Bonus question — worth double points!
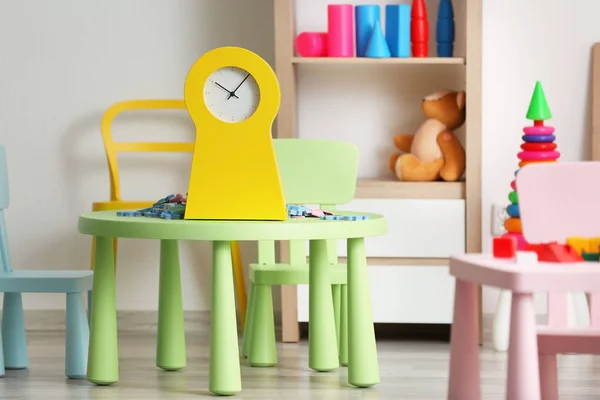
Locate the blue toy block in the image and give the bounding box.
[436,0,455,57]
[385,4,411,57]
[365,20,391,58]
[355,5,381,57]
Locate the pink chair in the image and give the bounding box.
[447,162,600,400]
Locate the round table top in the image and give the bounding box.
[78,210,387,241]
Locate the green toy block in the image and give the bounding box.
[526,81,552,121]
[582,252,600,262]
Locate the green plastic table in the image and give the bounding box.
[78,210,387,395]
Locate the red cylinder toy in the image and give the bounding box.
[411,0,429,57]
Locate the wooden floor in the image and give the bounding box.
[3,329,600,399]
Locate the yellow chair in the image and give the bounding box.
[90,99,248,328]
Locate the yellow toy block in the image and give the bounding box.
[589,237,600,253]
[566,236,590,255]
[183,47,286,221]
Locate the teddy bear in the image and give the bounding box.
[389,90,467,182]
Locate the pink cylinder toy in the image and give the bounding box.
[327,4,354,57]
[295,32,328,57]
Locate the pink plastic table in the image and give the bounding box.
[447,253,600,400]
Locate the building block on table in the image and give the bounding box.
[503,232,527,250]
[516,251,538,265]
[493,236,517,258]
[566,237,589,255]
[582,252,600,262]
[525,242,583,263]
[589,237,600,253]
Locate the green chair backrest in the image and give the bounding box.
[258,139,360,265]
[274,139,359,205]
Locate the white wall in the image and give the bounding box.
[0,0,598,313]
[481,0,597,313]
[0,0,273,311]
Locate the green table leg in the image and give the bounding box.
[339,285,348,367]
[209,241,242,396]
[308,239,339,372]
[157,240,186,371]
[87,236,119,385]
[347,237,379,388]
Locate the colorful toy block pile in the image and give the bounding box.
[116,193,187,220]
[286,205,369,221]
[115,194,370,221]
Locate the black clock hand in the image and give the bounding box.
[228,73,251,99]
[213,81,239,99]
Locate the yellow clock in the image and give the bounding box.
[183,46,287,221]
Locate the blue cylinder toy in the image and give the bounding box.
[436,0,455,57]
[385,4,411,58]
[355,5,380,57]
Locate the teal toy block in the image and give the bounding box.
[365,20,391,58]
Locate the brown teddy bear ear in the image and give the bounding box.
[456,91,466,110]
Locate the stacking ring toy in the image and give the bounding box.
[510,180,516,190]
[509,191,518,204]
[504,217,522,233]
[523,126,555,135]
[507,203,520,218]
[517,150,560,161]
[521,142,557,151]
[503,232,526,250]
[514,169,520,177]
[522,134,556,143]
[519,160,557,168]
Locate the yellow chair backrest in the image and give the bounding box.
[101,99,195,201]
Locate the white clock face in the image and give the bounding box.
[203,66,260,123]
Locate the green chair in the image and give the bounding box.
[242,138,359,367]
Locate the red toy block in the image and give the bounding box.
[493,236,517,258]
[525,242,584,263]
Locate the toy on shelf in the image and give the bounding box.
[502,81,559,249]
[294,2,459,59]
[295,32,328,57]
[365,20,391,58]
[389,90,466,182]
[355,5,380,57]
[327,4,354,57]
[436,0,455,57]
[385,4,411,57]
[411,0,429,57]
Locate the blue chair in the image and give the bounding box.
[0,145,92,378]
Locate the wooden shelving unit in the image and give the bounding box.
[356,179,465,199]
[292,57,466,65]
[274,0,482,342]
